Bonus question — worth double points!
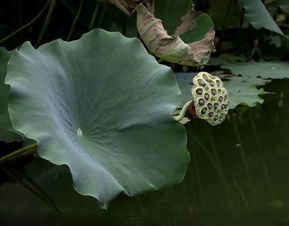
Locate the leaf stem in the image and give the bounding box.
[0,0,50,45]
[0,143,37,163]
[89,2,99,30]
[66,0,84,41]
[172,100,192,121]
[216,0,234,52]
[36,0,57,46]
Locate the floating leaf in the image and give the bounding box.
[223,76,264,109]
[237,0,283,35]
[221,60,289,79]
[0,48,21,142]
[175,73,264,109]
[6,29,189,206]
[136,4,215,66]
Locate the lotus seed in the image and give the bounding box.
[201,108,207,114]
[198,99,205,106]
[198,79,206,87]
[196,88,203,95]
[77,128,83,136]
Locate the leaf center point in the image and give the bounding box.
[77,128,83,137]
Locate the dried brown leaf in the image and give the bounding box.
[136,4,215,66]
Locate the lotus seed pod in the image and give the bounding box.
[191,72,229,126]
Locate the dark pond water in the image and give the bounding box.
[1,80,289,226]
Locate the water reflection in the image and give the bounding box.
[1,80,289,226]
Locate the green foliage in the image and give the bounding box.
[237,0,283,34]
[207,0,242,29]
[268,0,289,14]
[223,77,264,109]
[5,29,189,206]
[222,60,289,79]
[0,48,21,142]
[1,0,289,213]
[155,0,192,35]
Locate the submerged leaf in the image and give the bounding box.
[6,29,189,206]
[136,4,215,66]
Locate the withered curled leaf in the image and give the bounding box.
[136,4,215,66]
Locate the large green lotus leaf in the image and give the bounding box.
[0,48,21,142]
[175,73,264,109]
[221,60,289,79]
[237,0,283,35]
[6,29,189,206]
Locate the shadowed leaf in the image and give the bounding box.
[0,48,21,142]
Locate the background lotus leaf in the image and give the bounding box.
[221,60,289,79]
[237,0,283,35]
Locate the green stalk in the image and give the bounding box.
[232,118,254,189]
[89,2,99,30]
[0,143,37,163]
[0,0,50,44]
[233,179,250,209]
[36,0,57,46]
[192,135,233,209]
[172,100,192,121]
[249,109,274,198]
[205,126,233,209]
[0,164,59,212]
[193,149,204,208]
[66,0,84,41]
